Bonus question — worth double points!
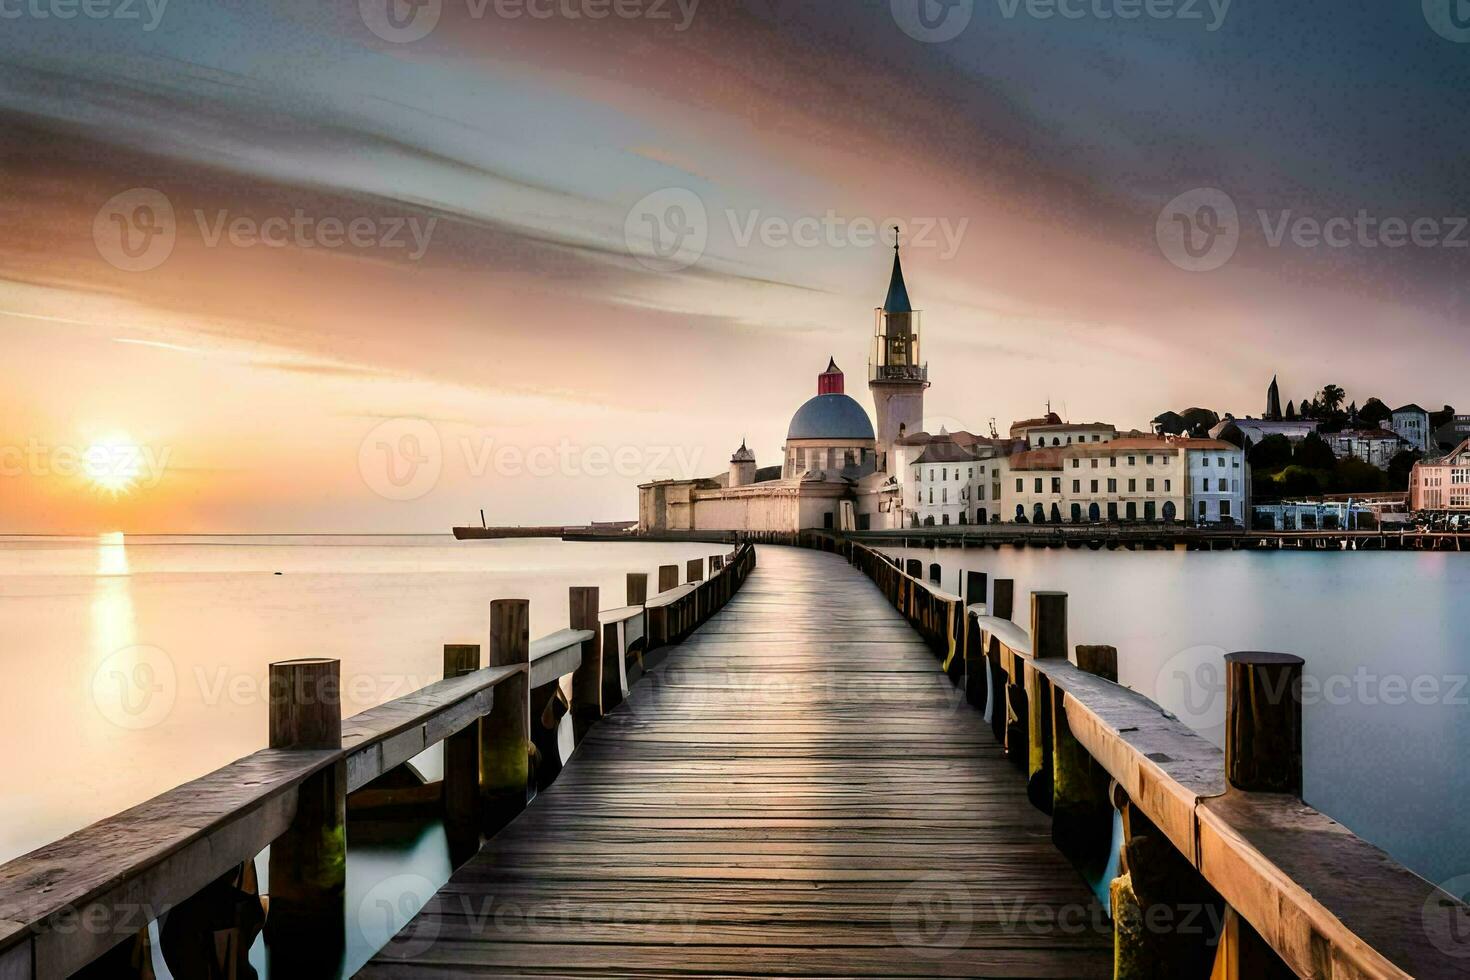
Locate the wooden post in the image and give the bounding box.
[987,579,1015,746]
[627,572,648,606]
[570,586,603,741]
[1024,593,1065,812]
[964,570,987,607]
[905,558,923,578]
[686,558,704,582]
[443,643,481,860]
[1074,644,1118,682]
[1224,652,1304,795]
[482,600,530,830]
[1050,645,1115,871]
[265,659,345,967]
[658,564,678,592]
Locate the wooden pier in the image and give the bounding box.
[1,536,1467,978]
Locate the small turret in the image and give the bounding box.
[729,439,757,488]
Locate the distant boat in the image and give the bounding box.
[452,520,638,540]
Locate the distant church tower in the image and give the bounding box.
[1266,374,1283,421]
[728,439,756,487]
[868,233,929,473]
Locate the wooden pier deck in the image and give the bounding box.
[359,546,1111,978]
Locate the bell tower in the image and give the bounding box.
[868,231,929,473]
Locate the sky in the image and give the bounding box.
[1,0,1468,532]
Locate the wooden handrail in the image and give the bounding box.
[813,531,1470,979]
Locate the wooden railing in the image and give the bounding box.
[802,530,1470,979]
[0,543,755,979]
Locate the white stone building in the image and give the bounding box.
[1332,429,1407,470]
[1387,404,1431,454]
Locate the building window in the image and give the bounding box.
[1128,456,1136,466]
[942,487,948,503]
[1165,479,1171,491]
[942,513,950,525]
[1218,457,1225,467]
[1147,478,1155,492]
[1146,455,1154,465]
[930,469,934,481]
[1107,478,1117,493]
[1073,479,1080,493]
[1016,478,1023,492]
[1128,479,1136,492]
[928,489,933,504]
[1110,457,1117,467]
[1092,435,1101,442]
[1090,480,1099,493]
[1221,500,1232,518]
[1052,478,1062,494]
[1203,457,1210,467]
[1072,459,1079,468]
[1034,478,1043,493]
[1091,459,1099,469]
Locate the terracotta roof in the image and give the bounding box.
[1007,447,1065,471]
[1009,413,1063,434]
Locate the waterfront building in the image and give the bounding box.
[638,242,927,534]
[1409,439,1470,512]
[1211,416,1318,447]
[1020,422,1117,449]
[1386,404,1431,454]
[1331,429,1407,470]
[900,430,1008,527]
[1183,440,1249,524]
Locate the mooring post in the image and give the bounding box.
[1050,641,1115,871]
[658,564,679,592]
[265,658,345,966]
[482,599,530,830]
[1224,651,1305,795]
[627,572,649,606]
[686,558,704,582]
[1074,644,1118,682]
[1025,592,1067,811]
[570,586,603,742]
[964,570,987,607]
[988,578,1015,746]
[443,643,482,858]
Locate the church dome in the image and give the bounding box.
[787,393,875,441]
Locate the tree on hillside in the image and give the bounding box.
[1359,398,1392,427]
[1294,431,1337,470]
[1319,384,1346,415]
[1248,433,1293,470]
[1388,449,1423,490]
[1179,407,1220,434]
[1332,457,1387,494]
[1285,400,1297,420]
[1347,401,1359,425]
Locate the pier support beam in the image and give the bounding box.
[987,579,1015,746]
[482,600,530,831]
[1224,652,1304,795]
[570,586,603,742]
[443,643,482,861]
[265,658,345,972]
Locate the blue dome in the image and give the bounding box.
[787,394,875,441]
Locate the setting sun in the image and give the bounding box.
[82,435,143,495]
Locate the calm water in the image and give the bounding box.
[0,533,714,976]
[884,544,1470,892]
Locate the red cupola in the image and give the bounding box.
[817,357,845,395]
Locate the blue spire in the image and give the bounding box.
[883,229,912,314]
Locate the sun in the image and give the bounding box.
[83,434,144,495]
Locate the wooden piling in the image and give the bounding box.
[1224,652,1304,795]
[627,572,648,606]
[569,587,603,742]
[265,658,345,963]
[1050,643,1114,872]
[988,579,1015,747]
[658,564,678,592]
[686,558,704,582]
[964,570,987,607]
[1074,644,1118,682]
[443,644,482,856]
[1025,592,1066,811]
[482,600,530,829]
[905,558,923,578]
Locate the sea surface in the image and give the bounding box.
[882,543,1470,894]
[0,533,716,976]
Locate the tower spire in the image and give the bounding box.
[883,228,912,314]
